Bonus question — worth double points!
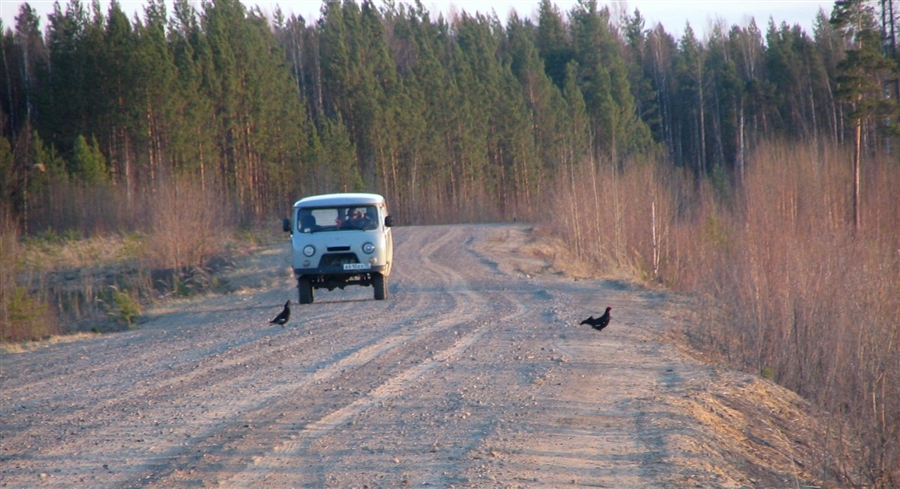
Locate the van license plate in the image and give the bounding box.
[343,263,370,270]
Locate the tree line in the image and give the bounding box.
[1,0,898,231]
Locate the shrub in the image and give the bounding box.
[142,177,233,272]
[542,141,899,487]
[110,287,141,326]
[0,216,59,342]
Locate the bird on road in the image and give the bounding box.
[269,300,291,327]
[581,306,612,331]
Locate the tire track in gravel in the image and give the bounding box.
[3,224,830,489]
[224,227,535,487]
[1,295,410,486]
[116,225,519,487]
[0,225,609,489]
[0,229,442,488]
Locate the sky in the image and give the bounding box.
[1,0,836,37]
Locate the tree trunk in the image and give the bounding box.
[738,102,745,184]
[853,117,861,234]
[697,56,706,174]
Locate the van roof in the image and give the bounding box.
[293,193,385,208]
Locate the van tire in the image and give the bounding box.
[298,277,314,304]
[373,273,387,300]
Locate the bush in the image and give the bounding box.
[110,287,141,326]
[0,216,59,342]
[542,141,899,487]
[4,175,239,340]
[142,177,233,272]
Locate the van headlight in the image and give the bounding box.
[303,245,316,257]
[362,242,375,254]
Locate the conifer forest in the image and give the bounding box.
[1,0,897,228]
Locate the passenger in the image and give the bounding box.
[337,207,378,229]
[341,208,363,229]
[300,213,318,232]
[361,208,377,229]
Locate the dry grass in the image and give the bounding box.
[2,176,240,343]
[26,180,144,236]
[543,141,900,488]
[1,214,59,342]
[17,233,143,271]
[667,371,842,488]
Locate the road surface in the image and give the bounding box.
[0,224,823,488]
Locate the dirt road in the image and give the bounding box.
[1,224,824,488]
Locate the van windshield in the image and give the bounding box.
[297,205,378,233]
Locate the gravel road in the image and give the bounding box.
[1,224,824,488]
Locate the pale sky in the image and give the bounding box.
[428,1,835,35]
[2,0,835,37]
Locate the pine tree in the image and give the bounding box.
[130,0,179,188]
[704,23,740,171]
[170,0,216,186]
[453,12,508,215]
[561,59,591,259]
[71,134,109,185]
[563,60,591,166]
[725,20,768,178]
[10,5,48,139]
[43,0,90,152]
[646,24,679,156]
[321,114,363,193]
[830,0,899,231]
[495,41,538,216]
[28,130,67,187]
[0,135,14,214]
[570,0,649,161]
[506,13,567,186]
[535,0,571,90]
[382,3,446,219]
[97,1,137,197]
[674,24,707,172]
[623,9,662,144]
[814,9,848,142]
[766,21,811,138]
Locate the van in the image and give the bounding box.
[283,193,393,303]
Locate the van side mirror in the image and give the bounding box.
[282,218,292,233]
[384,215,394,228]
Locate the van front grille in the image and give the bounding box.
[320,253,358,267]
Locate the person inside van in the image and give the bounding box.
[362,208,377,230]
[299,212,318,232]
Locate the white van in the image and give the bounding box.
[283,193,393,304]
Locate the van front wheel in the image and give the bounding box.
[298,277,314,304]
[373,273,388,300]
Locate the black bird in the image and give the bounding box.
[581,306,612,331]
[269,300,291,327]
